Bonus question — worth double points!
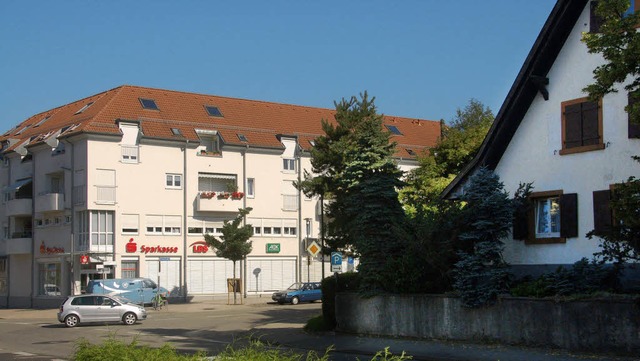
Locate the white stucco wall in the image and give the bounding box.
[496,3,640,265]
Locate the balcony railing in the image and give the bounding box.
[6,234,32,255]
[95,185,116,205]
[6,198,32,216]
[35,192,64,213]
[196,193,243,212]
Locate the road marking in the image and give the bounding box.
[13,351,36,356]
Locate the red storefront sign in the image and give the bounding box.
[189,241,210,253]
[80,255,90,264]
[39,241,64,255]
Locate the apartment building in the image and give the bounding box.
[0,85,441,308]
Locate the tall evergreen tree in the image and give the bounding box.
[204,207,253,304]
[453,168,512,307]
[297,92,406,293]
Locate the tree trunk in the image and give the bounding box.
[232,260,237,305]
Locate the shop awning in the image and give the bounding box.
[4,178,32,193]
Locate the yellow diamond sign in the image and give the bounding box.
[307,240,321,257]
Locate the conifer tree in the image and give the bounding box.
[453,168,512,307]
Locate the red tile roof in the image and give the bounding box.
[1,85,441,159]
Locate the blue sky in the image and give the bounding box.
[0,1,556,131]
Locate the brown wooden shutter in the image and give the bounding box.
[629,92,640,138]
[590,1,603,33]
[592,190,612,233]
[582,101,600,145]
[512,202,530,241]
[560,193,578,238]
[564,103,583,149]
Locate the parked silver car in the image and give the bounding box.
[57,294,147,327]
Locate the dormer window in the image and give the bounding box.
[196,129,220,155]
[74,102,94,115]
[205,105,223,117]
[139,98,159,110]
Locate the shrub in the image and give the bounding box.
[509,258,620,297]
[321,272,361,329]
[73,336,206,361]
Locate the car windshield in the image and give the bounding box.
[286,283,304,291]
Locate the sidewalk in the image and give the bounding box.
[1,296,637,361]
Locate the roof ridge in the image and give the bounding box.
[89,86,126,127]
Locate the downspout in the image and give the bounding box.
[30,152,35,308]
[297,147,302,284]
[68,140,75,295]
[242,145,248,298]
[182,140,188,303]
[5,154,11,307]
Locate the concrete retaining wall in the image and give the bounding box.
[335,293,640,355]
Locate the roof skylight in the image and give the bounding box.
[205,105,223,117]
[34,115,51,127]
[406,148,416,156]
[74,102,94,115]
[139,98,159,110]
[385,125,402,135]
[171,128,182,136]
[237,134,248,142]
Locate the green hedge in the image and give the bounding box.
[321,272,361,329]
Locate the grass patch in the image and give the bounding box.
[71,334,413,361]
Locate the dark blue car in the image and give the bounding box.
[272,282,322,305]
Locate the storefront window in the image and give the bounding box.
[121,261,138,278]
[38,262,61,296]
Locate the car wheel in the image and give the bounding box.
[64,314,79,328]
[123,312,137,325]
[291,296,299,305]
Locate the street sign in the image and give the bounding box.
[331,252,342,273]
[307,240,321,257]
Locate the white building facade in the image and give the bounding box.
[444,0,640,274]
[0,85,441,308]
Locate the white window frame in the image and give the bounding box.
[166,173,182,189]
[121,214,139,234]
[534,197,561,238]
[283,158,296,172]
[246,178,255,198]
[145,215,181,235]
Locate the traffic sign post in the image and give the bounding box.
[331,252,342,273]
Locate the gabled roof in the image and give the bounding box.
[442,0,589,198]
[0,85,441,159]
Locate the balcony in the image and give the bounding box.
[6,198,32,216]
[196,193,243,213]
[35,192,64,213]
[6,233,32,255]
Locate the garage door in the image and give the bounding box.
[147,257,181,295]
[246,257,296,293]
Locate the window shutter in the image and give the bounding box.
[590,1,603,33]
[629,92,640,138]
[560,193,578,238]
[564,103,583,148]
[512,201,530,241]
[581,101,600,146]
[592,190,612,233]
